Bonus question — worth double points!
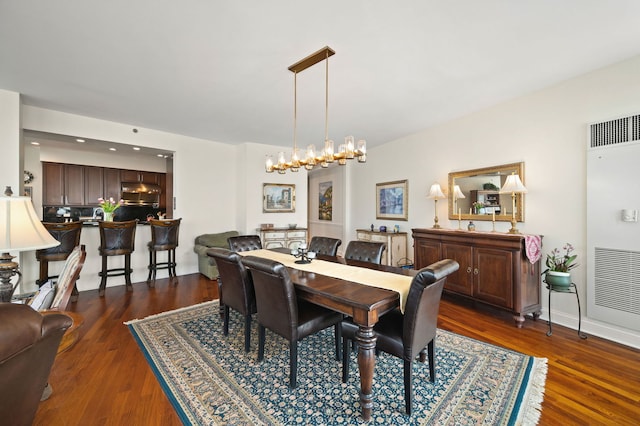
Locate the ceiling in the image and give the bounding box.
[3,1,640,152]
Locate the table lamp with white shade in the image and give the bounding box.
[499,174,527,234]
[427,183,446,229]
[0,186,60,302]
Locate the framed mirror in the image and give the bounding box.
[448,162,525,222]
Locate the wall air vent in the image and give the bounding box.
[594,247,640,317]
[589,114,640,148]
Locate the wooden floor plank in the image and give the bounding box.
[33,273,640,425]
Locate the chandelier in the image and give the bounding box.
[265,46,367,174]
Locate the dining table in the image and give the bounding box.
[239,248,417,421]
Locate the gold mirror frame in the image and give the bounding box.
[448,162,525,222]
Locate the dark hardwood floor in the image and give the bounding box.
[34,273,640,425]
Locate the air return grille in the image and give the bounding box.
[589,114,640,148]
[594,247,640,316]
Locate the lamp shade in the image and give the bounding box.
[0,196,60,252]
[500,174,528,194]
[453,185,466,199]
[427,183,446,199]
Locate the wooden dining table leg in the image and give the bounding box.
[356,324,377,421]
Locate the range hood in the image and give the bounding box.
[120,182,161,206]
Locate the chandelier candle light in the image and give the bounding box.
[265,46,367,174]
[427,183,446,229]
[499,173,527,234]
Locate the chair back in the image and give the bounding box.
[0,304,72,425]
[344,240,386,264]
[149,218,181,250]
[241,255,298,340]
[228,235,262,252]
[308,236,342,257]
[403,259,459,358]
[48,245,86,311]
[99,220,137,255]
[207,248,256,316]
[36,221,82,261]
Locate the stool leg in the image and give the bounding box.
[146,249,154,285]
[71,283,79,303]
[151,251,158,282]
[170,249,177,278]
[99,256,108,297]
[125,254,133,292]
[38,260,49,287]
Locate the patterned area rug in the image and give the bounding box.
[126,301,546,425]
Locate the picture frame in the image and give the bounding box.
[263,183,295,213]
[376,179,408,221]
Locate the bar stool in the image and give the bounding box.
[146,218,181,286]
[98,220,137,296]
[36,222,83,301]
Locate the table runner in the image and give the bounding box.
[238,249,412,312]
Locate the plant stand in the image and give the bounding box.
[545,281,587,339]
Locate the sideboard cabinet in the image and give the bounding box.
[412,228,541,327]
[356,229,408,267]
[259,228,307,251]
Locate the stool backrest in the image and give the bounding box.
[99,220,138,254]
[149,218,181,249]
[36,222,82,260]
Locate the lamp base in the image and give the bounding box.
[507,219,520,234]
[0,252,21,302]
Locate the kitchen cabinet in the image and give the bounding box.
[356,229,408,267]
[43,162,85,205]
[412,228,541,327]
[259,228,307,251]
[121,170,159,184]
[84,166,104,206]
[103,168,121,201]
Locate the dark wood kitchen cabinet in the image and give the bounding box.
[43,162,85,205]
[412,228,541,327]
[84,166,104,205]
[120,170,159,184]
[103,168,121,201]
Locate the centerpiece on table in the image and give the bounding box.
[542,243,578,288]
[98,197,123,222]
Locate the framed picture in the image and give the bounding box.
[318,181,333,221]
[376,180,408,221]
[263,183,295,213]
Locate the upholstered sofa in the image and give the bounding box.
[194,231,240,279]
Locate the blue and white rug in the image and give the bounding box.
[126,300,546,425]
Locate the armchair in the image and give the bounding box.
[193,231,240,279]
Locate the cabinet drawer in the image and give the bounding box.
[263,231,286,239]
[356,232,371,241]
[287,231,306,239]
[369,234,388,243]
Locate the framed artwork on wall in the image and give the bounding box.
[263,183,295,213]
[318,181,333,221]
[376,179,408,221]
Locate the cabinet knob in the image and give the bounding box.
[466,267,472,274]
[474,268,479,275]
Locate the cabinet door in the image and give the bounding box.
[441,243,473,296]
[388,234,407,267]
[64,164,85,205]
[103,168,121,200]
[84,166,104,206]
[414,238,441,269]
[140,171,158,184]
[473,247,513,309]
[42,162,65,205]
[120,170,139,182]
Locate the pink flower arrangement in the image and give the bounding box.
[98,197,123,213]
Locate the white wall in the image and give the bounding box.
[349,55,640,348]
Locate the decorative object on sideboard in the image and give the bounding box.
[467,221,475,231]
[542,243,578,289]
[499,172,527,234]
[0,186,60,302]
[427,183,446,229]
[265,46,366,174]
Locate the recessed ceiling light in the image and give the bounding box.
[109,148,117,151]
[157,154,164,157]
[30,141,40,146]
[133,147,141,151]
[76,138,85,143]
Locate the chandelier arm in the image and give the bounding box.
[293,71,297,152]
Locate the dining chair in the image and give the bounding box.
[344,240,386,264]
[240,255,343,388]
[341,258,459,415]
[206,248,257,352]
[308,236,342,257]
[227,235,262,252]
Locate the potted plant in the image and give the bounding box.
[542,243,578,288]
[472,202,485,214]
[98,197,123,221]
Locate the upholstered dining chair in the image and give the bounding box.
[241,255,343,388]
[206,248,256,352]
[308,236,342,257]
[227,235,262,252]
[344,240,386,265]
[341,258,459,415]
